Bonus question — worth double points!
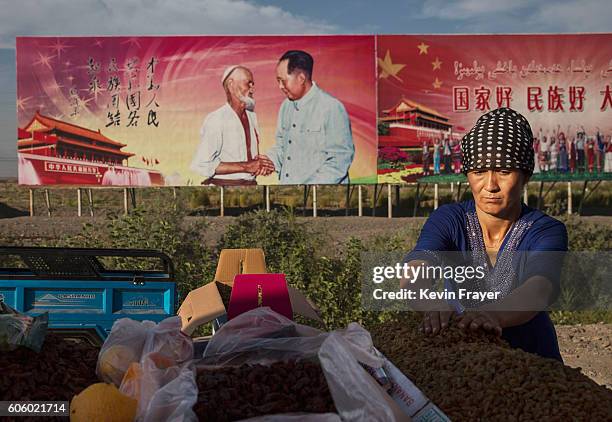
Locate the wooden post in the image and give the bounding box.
[387,184,392,218]
[220,186,225,217]
[567,182,572,215]
[77,188,82,217]
[44,189,51,217]
[358,185,363,217]
[130,188,136,209]
[265,186,270,212]
[123,188,129,215]
[450,182,454,194]
[173,187,178,211]
[29,189,34,217]
[312,185,317,217]
[524,183,528,205]
[434,183,439,210]
[87,189,94,217]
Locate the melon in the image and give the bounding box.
[97,345,140,385]
[70,382,137,422]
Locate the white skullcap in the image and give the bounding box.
[221,65,240,85]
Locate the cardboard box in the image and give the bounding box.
[178,249,321,335]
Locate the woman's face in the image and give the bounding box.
[467,169,526,217]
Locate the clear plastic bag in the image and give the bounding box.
[98,316,193,387]
[115,317,196,422]
[0,302,48,352]
[142,316,193,364]
[97,318,155,386]
[199,307,408,421]
[138,355,198,422]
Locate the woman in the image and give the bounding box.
[569,136,576,173]
[422,140,431,176]
[403,108,567,361]
[433,138,441,175]
[550,136,558,172]
[451,139,462,173]
[532,136,540,174]
[586,136,596,173]
[558,132,568,173]
[605,135,612,173]
[443,138,452,173]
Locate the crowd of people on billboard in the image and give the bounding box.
[421,137,464,176]
[532,126,612,174]
[420,127,612,175]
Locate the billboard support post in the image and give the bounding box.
[123,188,129,215]
[387,184,392,218]
[524,184,528,205]
[265,186,270,212]
[220,187,224,217]
[77,188,82,217]
[358,185,363,217]
[313,185,317,217]
[88,189,94,217]
[567,182,572,215]
[44,189,51,217]
[29,189,34,217]
[434,183,439,210]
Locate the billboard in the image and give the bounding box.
[16,36,378,186]
[377,34,612,182]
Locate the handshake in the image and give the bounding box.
[245,154,275,176]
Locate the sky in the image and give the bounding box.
[1,0,612,178]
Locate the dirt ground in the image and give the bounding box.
[557,324,612,388]
[1,214,611,388]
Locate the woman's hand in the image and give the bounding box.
[455,310,502,336]
[421,310,455,335]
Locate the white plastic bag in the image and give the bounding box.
[139,356,198,422]
[98,316,193,387]
[142,316,193,364]
[115,317,196,422]
[97,318,154,386]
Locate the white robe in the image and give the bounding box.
[190,103,260,181]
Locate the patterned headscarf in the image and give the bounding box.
[461,108,535,175]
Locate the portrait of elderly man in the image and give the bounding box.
[262,50,355,184]
[191,65,274,186]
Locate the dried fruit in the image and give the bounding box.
[371,314,612,421]
[194,360,336,421]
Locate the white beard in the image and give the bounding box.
[241,96,256,112]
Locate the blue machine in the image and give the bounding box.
[0,247,176,345]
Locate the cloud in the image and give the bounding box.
[421,0,531,21]
[419,0,612,32]
[0,0,337,48]
[528,0,612,32]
